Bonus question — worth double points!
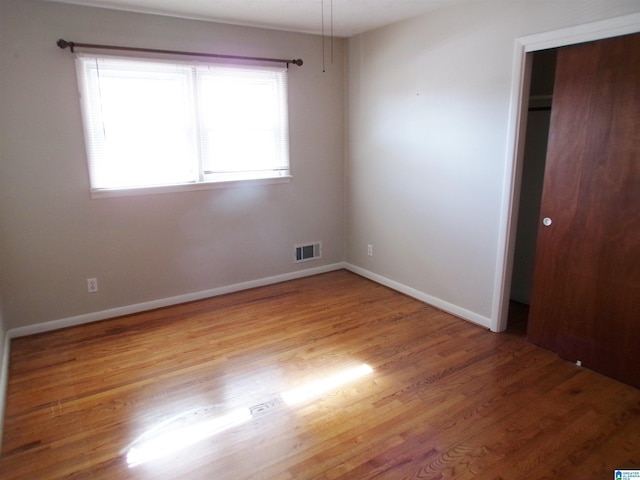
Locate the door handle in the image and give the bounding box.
[543,217,553,227]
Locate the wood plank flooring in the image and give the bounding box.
[2,270,639,479]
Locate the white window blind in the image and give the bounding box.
[75,54,290,193]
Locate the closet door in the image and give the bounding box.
[527,33,640,388]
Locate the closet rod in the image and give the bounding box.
[57,39,303,67]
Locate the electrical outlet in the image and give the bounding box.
[367,244,373,256]
[87,278,98,293]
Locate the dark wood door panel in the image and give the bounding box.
[527,33,640,388]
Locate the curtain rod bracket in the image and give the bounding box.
[56,38,302,67]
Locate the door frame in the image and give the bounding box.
[491,12,640,333]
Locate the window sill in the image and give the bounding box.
[90,175,292,199]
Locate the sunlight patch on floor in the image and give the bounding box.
[125,363,374,467]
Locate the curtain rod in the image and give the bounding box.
[56,39,303,67]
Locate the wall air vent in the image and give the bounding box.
[295,241,322,263]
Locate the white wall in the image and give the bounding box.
[0,0,345,331]
[346,0,640,328]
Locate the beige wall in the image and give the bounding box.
[346,1,640,326]
[3,0,639,335]
[0,0,345,330]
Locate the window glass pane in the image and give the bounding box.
[197,66,289,176]
[79,56,198,189]
[75,55,289,192]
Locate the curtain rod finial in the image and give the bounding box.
[293,59,303,66]
[57,39,75,52]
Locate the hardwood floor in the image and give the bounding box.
[2,270,639,479]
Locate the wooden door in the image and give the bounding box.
[527,33,640,388]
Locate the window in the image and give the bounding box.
[75,54,290,196]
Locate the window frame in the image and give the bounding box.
[74,53,292,198]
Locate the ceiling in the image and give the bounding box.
[43,0,461,37]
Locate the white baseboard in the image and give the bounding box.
[344,264,491,329]
[8,262,348,339]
